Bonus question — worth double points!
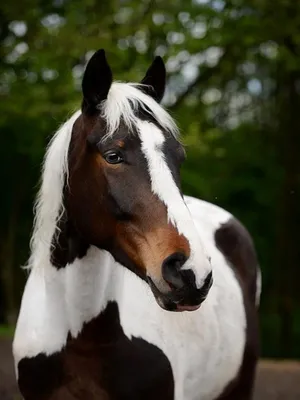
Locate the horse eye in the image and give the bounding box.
[104,151,124,164]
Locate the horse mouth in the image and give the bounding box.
[176,304,201,312]
[147,277,202,312]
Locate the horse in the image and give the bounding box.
[13,49,261,400]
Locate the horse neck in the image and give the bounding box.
[62,246,124,338]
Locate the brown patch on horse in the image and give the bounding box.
[17,302,174,400]
[214,218,260,400]
[116,221,190,275]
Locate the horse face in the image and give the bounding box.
[67,50,212,312]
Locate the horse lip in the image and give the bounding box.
[176,304,201,312]
[147,276,178,297]
[147,276,186,305]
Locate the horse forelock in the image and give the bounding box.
[100,82,179,140]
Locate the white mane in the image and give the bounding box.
[26,110,81,270]
[26,82,179,270]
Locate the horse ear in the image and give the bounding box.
[140,56,166,103]
[82,49,113,114]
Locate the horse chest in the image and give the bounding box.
[17,301,174,400]
[117,267,247,400]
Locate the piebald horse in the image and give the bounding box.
[13,49,261,400]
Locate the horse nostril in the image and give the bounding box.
[162,252,187,290]
[163,264,185,290]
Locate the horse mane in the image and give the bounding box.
[25,110,81,270]
[26,82,179,270]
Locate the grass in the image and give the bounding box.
[0,325,15,338]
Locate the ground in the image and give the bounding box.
[0,338,300,399]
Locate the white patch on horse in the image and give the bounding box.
[138,120,212,288]
[13,266,68,373]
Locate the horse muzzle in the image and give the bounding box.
[147,253,213,312]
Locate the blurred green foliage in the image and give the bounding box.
[1,0,300,358]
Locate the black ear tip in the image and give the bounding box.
[140,55,166,103]
[85,49,108,67]
[154,56,165,67]
[89,49,106,62]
